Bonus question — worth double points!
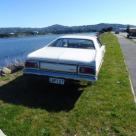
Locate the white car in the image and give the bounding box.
[23,35,105,85]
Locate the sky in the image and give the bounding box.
[0,0,136,27]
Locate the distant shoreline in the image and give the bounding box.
[0,33,49,39]
[0,31,98,39]
[0,23,130,39]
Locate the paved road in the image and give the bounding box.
[117,35,136,95]
[119,32,136,42]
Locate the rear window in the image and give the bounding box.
[49,38,95,49]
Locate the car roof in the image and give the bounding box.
[58,34,98,41]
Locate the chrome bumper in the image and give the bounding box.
[23,68,97,81]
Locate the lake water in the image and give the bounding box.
[0,33,95,68]
[0,35,60,67]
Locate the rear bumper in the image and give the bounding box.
[23,68,97,81]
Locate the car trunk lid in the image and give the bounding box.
[28,47,96,73]
[28,47,96,64]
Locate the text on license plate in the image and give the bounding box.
[49,77,65,85]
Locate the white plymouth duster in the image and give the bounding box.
[23,35,105,85]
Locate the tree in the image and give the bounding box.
[126,25,130,33]
[107,27,113,32]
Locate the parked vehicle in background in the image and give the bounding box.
[115,31,119,34]
[23,35,105,85]
[127,28,136,38]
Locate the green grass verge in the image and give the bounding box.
[0,33,136,136]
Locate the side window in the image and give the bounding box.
[97,38,102,48]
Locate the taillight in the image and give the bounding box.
[25,61,38,68]
[79,67,95,75]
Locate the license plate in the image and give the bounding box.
[49,77,65,85]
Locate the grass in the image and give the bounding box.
[0,33,136,136]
